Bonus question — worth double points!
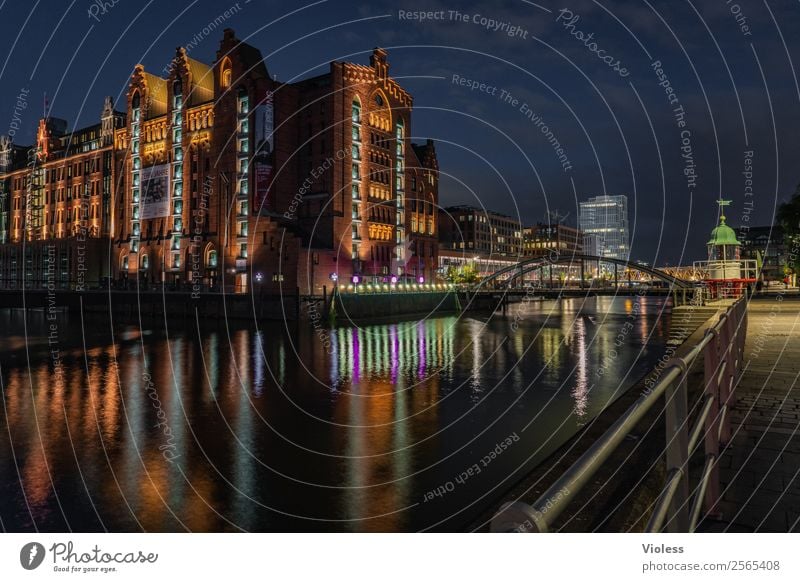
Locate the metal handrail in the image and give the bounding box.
[491,297,748,533]
[647,469,684,532]
[689,455,717,531]
[688,395,715,454]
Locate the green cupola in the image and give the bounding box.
[707,213,741,247]
[706,200,742,278]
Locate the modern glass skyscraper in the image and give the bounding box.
[579,195,630,261]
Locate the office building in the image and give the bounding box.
[578,195,629,261]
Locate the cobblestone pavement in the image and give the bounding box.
[716,297,800,532]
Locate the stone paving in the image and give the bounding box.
[715,297,800,532]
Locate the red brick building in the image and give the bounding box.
[0,99,124,289]
[0,30,439,295]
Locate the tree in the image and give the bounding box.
[777,183,800,275]
[444,264,480,285]
[457,264,480,284]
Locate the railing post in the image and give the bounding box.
[663,358,690,532]
[718,313,733,445]
[703,326,722,518]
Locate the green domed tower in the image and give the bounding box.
[707,199,742,280]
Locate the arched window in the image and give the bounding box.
[141,254,149,270]
[121,255,129,270]
[207,249,218,268]
[220,58,232,88]
[131,92,140,110]
[352,97,361,124]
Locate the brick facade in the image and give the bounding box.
[0,30,438,296]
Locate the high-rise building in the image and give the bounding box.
[582,232,600,256]
[578,195,629,261]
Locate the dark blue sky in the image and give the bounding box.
[2,0,798,264]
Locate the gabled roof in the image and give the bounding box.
[142,71,168,117]
[184,55,215,105]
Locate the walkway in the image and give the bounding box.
[714,297,800,532]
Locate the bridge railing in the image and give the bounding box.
[491,296,748,533]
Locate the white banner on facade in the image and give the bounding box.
[140,163,171,219]
[255,92,274,155]
[253,92,274,212]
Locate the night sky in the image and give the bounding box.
[1,0,798,264]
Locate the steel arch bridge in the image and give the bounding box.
[472,254,694,291]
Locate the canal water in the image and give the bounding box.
[0,296,672,532]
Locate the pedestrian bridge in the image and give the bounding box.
[472,254,694,291]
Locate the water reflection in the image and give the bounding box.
[0,296,671,532]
